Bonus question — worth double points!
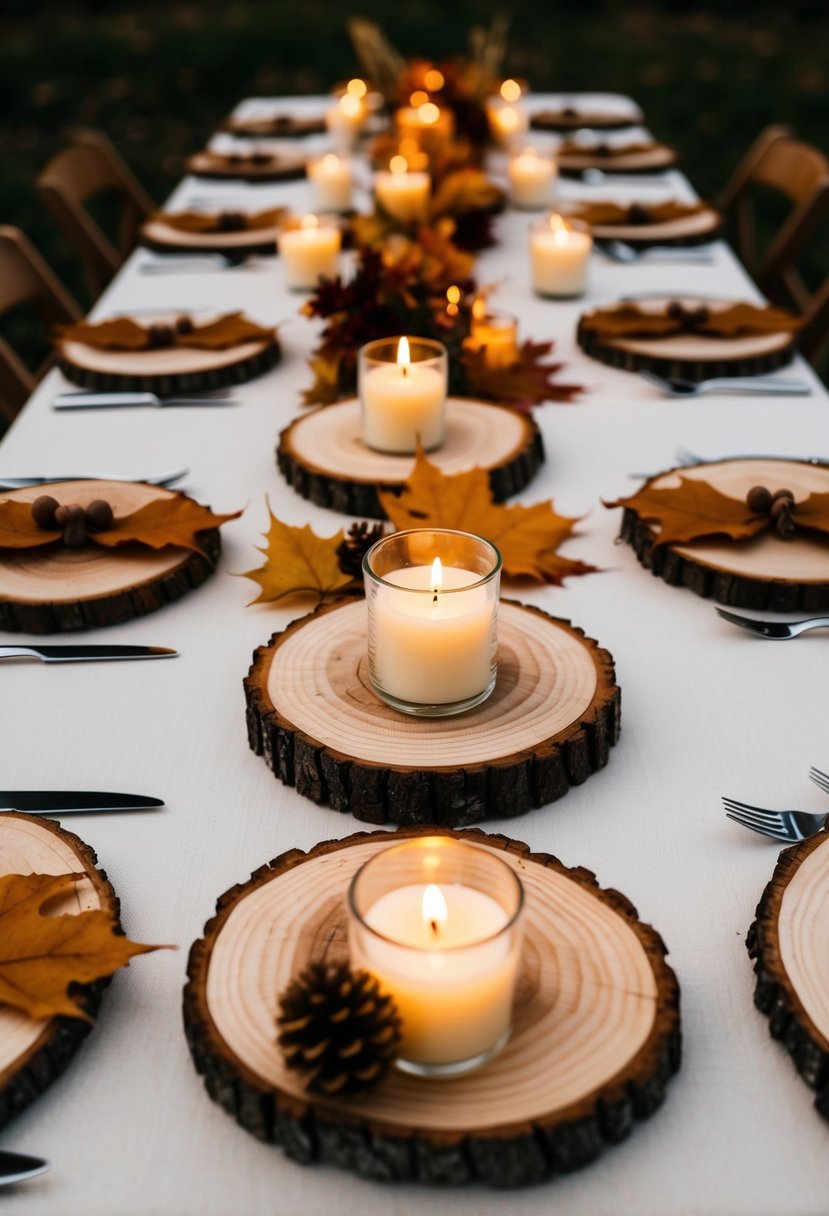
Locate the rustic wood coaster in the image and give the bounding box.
[577,297,796,382]
[186,150,307,182]
[748,832,829,1119]
[277,398,545,518]
[0,481,221,634]
[557,144,678,175]
[245,599,620,824]
[530,106,643,132]
[140,217,278,255]
[564,204,722,248]
[56,317,280,392]
[221,114,326,139]
[618,458,829,611]
[183,826,680,1186]
[0,812,118,1130]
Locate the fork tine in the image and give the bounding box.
[725,811,793,842]
[716,608,764,632]
[721,797,785,825]
[674,446,701,466]
[809,767,829,795]
[722,805,786,830]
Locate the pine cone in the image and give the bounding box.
[277,961,401,1096]
[336,522,386,580]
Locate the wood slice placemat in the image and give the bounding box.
[0,812,118,1129]
[618,458,829,611]
[183,826,681,1187]
[140,217,279,255]
[0,481,221,634]
[221,114,326,139]
[277,398,544,518]
[530,106,643,132]
[186,150,307,182]
[747,832,829,1119]
[245,598,620,824]
[577,297,796,382]
[557,144,678,176]
[564,204,721,248]
[56,316,280,393]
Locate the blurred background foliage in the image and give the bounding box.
[0,1,826,359]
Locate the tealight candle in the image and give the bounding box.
[325,91,367,150]
[277,215,341,291]
[467,298,519,369]
[508,146,558,210]
[307,153,353,212]
[374,155,431,223]
[363,528,501,716]
[394,97,455,156]
[530,213,592,298]
[359,336,447,454]
[348,836,525,1076]
[486,97,529,147]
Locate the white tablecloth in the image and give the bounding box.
[1,95,828,1216]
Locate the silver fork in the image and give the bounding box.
[597,239,714,265]
[716,608,829,639]
[640,370,812,397]
[724,768,829,841]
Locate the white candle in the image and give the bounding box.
[374,156,431,223]
[360,336,446,453]
[307,153,353,212]
[324,92,367,150]
[508,146,557,210]
[277,215,341,291]
[353,881,516,1066]
[530,213,592,298]
[486,98,529,147]
[371,558,494,705]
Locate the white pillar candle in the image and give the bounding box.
[347,836,524,1074]
[530,213,592,298]
[374,156,431,223]
[307,153,353,212]
[360,336,446,453]
[277,216,341,291]
[371,559,494,705]
[508,146,557,210]
[324,92,367,150]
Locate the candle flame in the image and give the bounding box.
[340,94,362,118]
[389,154,408,176]
[422,883,448,935]
[423,68,445,92]
[410,90,429,108]
[472,295,487,321]
[346,78,367,98]
[430,556,443,593]
[397,335,411,369]
[300,214,319,236]
[548,213,570,245]
[499,107,519,132]
[321,153,340,170]
[446,285,461,306]
[500,78,522,102]
[417,102,440,125]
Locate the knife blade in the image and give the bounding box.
[0,469,188,489]
[0,1150,49,1187]
[53,392,237,409]
[0,644,178,663]
[0,792,165,814]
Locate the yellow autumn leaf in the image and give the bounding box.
[241,504,354,604]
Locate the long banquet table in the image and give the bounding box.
[1,94,828,1216]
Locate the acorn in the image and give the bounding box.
[175,314,195,336]
[770,497,793,521]
[85,499,114,531]
[277,961,401,1096]
[771,488,795,505]
[62,505,88,549]
[627,203,651,226]
[55,503,77,527]
[746,485,772,514]
[31,495,60,530]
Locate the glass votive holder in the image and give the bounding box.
[348,835,525,1077]
[277,215,341,291]
[394,101,455,158]
[374,156,431,223]
[508,146,558,210]
[362,528,501,717]
[358,335,447,454]
[485,96,529,147]
[467,301,519,370]
[307,153,353,213]
[324,91,367,151]
[529,213,592,298]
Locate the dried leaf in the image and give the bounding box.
[95,495,242,558]
[793,491,829,538]
[606,478,768,548]
[430,167,504,221]
[241,504,355,604]
[379,450,597,584]
[463,339,585,409]
[0,501,61,548]
[0,871,167,1022]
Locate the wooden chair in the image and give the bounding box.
[37,128,154,302]
[799,277,829,369]
[719,125,829,313]
[0,226,82,425]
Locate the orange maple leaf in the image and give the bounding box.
[240,504,354,604]
[0,500,61,547]
[0,871,168,1022]
[95,495,242,558]
[379,450,597,584]
[606,477,770,548]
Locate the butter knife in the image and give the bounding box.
[0,1150,49,1187]
[54,392,237,409]
[0,469,188,489]
[0,644,177,663]
[0,792,165,813]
